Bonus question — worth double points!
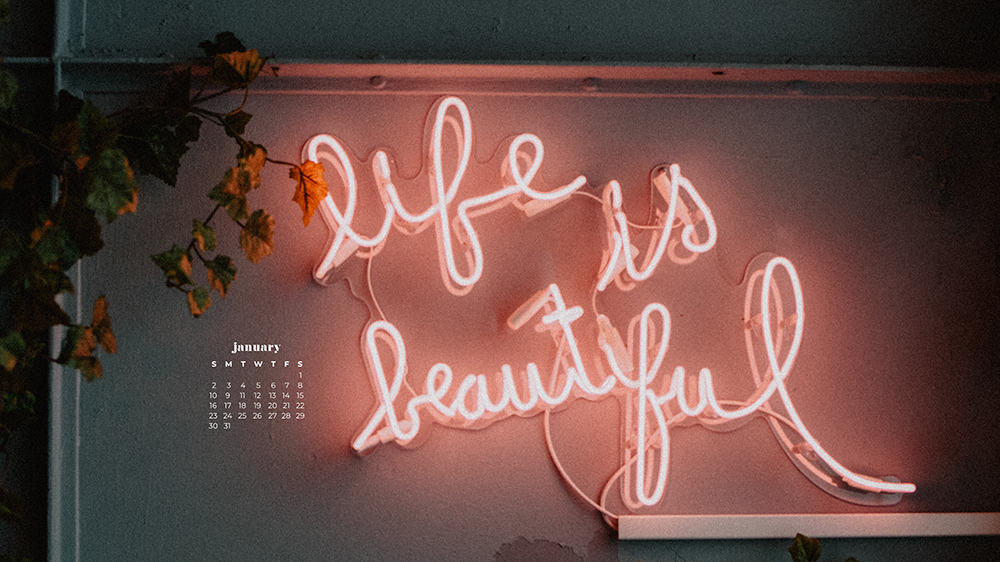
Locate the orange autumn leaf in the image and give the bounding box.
[289,161,328,226]
[91,295,117,354]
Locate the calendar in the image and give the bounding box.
[206,345,306,430]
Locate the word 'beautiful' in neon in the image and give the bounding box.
[302,96,914,511]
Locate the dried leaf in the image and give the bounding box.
[91,295,116,354]
[212,49,264,87]
[239,209,274,263]
[83,149,139,222]
[290,161,328,226]
[205,254,237,298]
[151,245,194,286]
[192,219,216,252]
[57,325,97,365]
[187,287,211,317]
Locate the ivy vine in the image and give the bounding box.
[0,23,328,542]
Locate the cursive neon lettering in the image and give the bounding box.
[307,96,914,514]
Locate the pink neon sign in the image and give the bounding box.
[301,96,914,514]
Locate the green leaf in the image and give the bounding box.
[205,254,236,297]
[176,114,202,144]
[208,145,266,221]
[118,123,192,186]
[2,390,36,417]
[0,331,26,372]
[788,533,821,562]
[208,182,248,221]
[32,222,81,269]
[84,148,138,222]
[151,244,194,286]
[0,0,9,24]
[239,209,274,263]
[187,287,211,317]
[192,219,216,252]
[198,32,247,57]
[60,198,104,257]
[222,110,252,138]
[54,302,113,380]
[0,68,18,110]
[77,100,118,156]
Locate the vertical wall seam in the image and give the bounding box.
[49,0,83,560]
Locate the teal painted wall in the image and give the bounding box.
[3,0,999,559]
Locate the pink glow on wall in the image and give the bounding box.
[300,96,914,516]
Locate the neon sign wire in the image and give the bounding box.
[301,96,914,523]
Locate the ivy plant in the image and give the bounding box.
[0,26,328,538]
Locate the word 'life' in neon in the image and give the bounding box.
[302,96,915,511]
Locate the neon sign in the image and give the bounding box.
[301,96,914,514]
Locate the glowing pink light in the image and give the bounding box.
[597,165,718,291]
[304,95,913,512]
[350,259,915,503]
[303,97,587,293]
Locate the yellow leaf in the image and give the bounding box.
[289,161,328,226]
